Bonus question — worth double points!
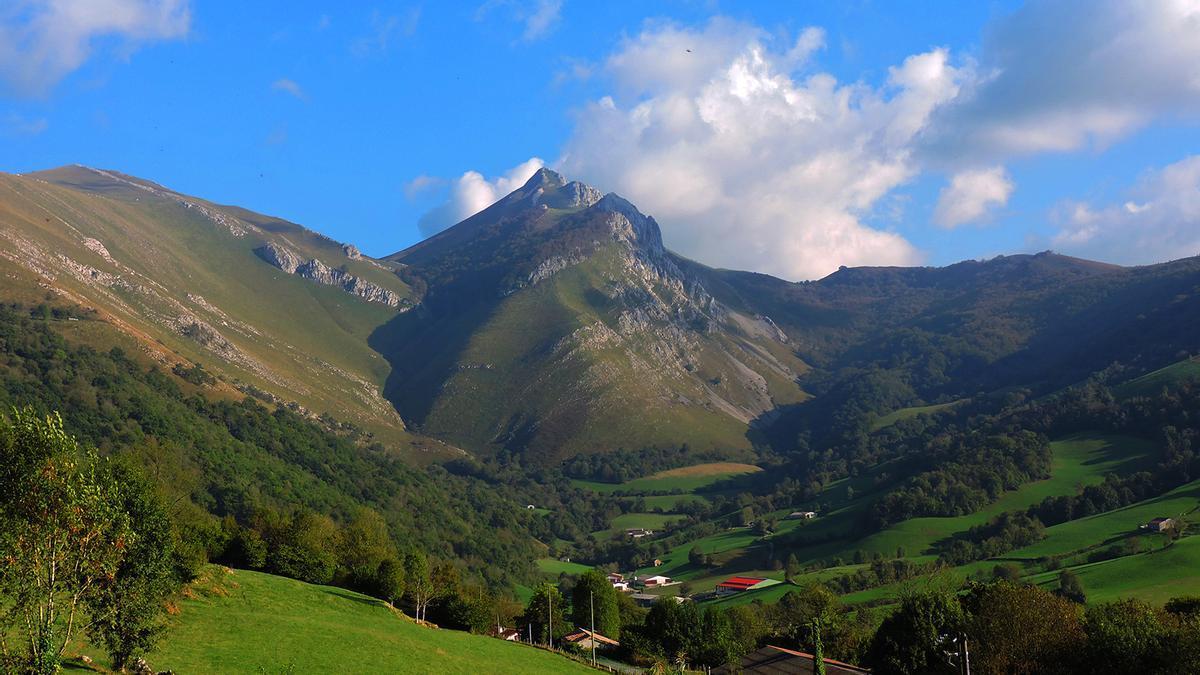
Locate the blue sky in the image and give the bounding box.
[2,1,1198,280]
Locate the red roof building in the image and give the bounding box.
[716,576,772,593]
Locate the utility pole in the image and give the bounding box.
[590,590,597,667]
[548,591,553,650]
[961,632,971,675]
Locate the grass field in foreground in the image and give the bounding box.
[148,567,590,674]
[572,462,762,495]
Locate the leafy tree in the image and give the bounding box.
[641,598,702,665]
[0,410,131,674]
[339,508,397,592]
[572,569,620,639]
[866,589,963,675]
[267,509,339,584]
[1082,599,1171,673]
[962,581,1084,675]
[1056,570,1086,604]
[374,557,406,606]
[86,460,178,671]
[405,550,435,622]
[522,583,568,645]
[785,553,802,584]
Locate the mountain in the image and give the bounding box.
[0,165,448,459]
[2,164,1198,465]
[375,168,809,461]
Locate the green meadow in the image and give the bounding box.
[143,567,590,674]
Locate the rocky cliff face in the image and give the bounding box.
[255,242,407,309]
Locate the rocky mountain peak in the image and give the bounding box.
[591,192,664,253]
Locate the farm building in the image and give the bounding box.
[611,581,631,592]
[606,572,624,583]
[492,628,521,642]
[788,511,818,520]
[715,576,778,595]
[626,528,654,538]
[634,574,674,588]
[713,645,869,674]
[1146,517,1175,532]
[562,628,619,651]
[631,593,688,607]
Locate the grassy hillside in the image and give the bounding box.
[0,168,440,457]
[572,462,762,494]
[141,567,590,674]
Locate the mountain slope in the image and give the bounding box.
[0,165,447,456]
[375,169,809,461]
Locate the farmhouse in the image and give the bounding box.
[626,528,654,538]
[611,580,631,592]
[1146,517,1175,532]
[715,576,777,595]
[788,511,818,520]
[562,628,619,651]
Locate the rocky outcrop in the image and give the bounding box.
[254,243,405,308]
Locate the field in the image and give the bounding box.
[136,567,591,674]
[536,558,592,576]
[648,432,1194,609]
[572,462,762,494]
[868,400,963,431]
[1114,357,1200,399]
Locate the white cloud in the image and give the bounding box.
[0,0,190,96]
[404,174,444,200]
[522,0,562,42]
[557,18,954,280]
[1051,155,1200,264]
[351,8,420,56]
[416,157,545,237]
[475,0,563,43]
[2,112,49,136]
[271,78,305,100]
[921,0,1200,163]
[934,166,1013,228]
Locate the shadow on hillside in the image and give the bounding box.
[321,586,385,608]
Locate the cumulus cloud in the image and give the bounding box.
[557,18,955,280]
[0,0,190,96]
[1051,155,1200,265]
[416,157,545,237]
[921,0,1200,163]
[934,167,1013,228]
[271,78,306,100]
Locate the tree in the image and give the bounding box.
[785,553,802,584]
[405,550,435,622]
[962,581,1084,675]
[866,589,963,675]
[86,460,178,672]
[572,569,620,639]
[523,583,568,645]
[374,557,405,606]
[0,410,132,674]
[1056,570,1086,604]
[1082,599,1171,673]
[339,508,397,592]
[642,598,702,665]
[740,506,755,527]
[267,509,339,584]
